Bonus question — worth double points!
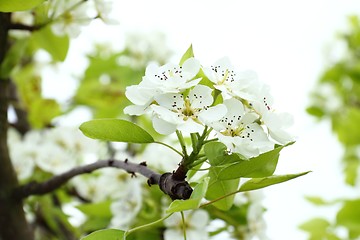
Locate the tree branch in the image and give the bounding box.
[13,159,161,199]
[8,23,43,32]
[13,159,193,201]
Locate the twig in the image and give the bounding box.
[8,23,43,32]
[13,159,161,200]
[13,158,193,201]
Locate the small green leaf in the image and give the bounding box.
[206,167,240,211]
[76,201,112,218]
[305,196,339,206]
[239,171,310,192]
[29,26,69,61]
[80,119,154,143]
[0,0,45,12]
[218,143,293,180]
[204,142,244,166]
[299,218,330,234]
[336,199,360,232]
[166,177,209,213]
[81,229,125,240]
[29,98,62,128]
[179,44,194,65]
[0,38,28,78]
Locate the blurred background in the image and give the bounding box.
[44,1,359,238]
[6,0,360,239]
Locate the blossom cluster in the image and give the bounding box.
[124,57,294,158]
[8,127,104,179]
[48,0,114,37]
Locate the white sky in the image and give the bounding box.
[43,0,360,239]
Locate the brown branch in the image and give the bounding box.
[8,23,43,32]
[13,158,193,201]
[13,159,161,199]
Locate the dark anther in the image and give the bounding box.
[139,161,147,166]
[124,159,128,163]
[108,159,114,166]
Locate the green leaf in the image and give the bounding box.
[28,98,62,128]
[79,119,154,143]
[336,199,360,233]
[335,108,360,146]
[306,106,325,118]
[166,177,209,213]
[206,167,240,211]
[29,26,69,61]
[0,38,28,78]
[81,229,125,240]
[76,201,112,218]
[299,218,330,234]
[0,0,45,12]
[218,143,293,180]
[204,142,244,167]
[179,44,194,65]
[239,171,310,192]
[305,196,339,206]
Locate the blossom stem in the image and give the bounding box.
[153,141,184,157]
[203,138,219,144]
[181,211,187,240]
[176,130,188,157]
[190,133,198,153]
[124,213,173,239]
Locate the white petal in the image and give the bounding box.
[155,93,183,109]
[164,229,183,240]
[198,104,227,123]
[152,115,177,134]
[182,57,201,79]
[223,98,245,116]
[189,85,213,108]
[189,210,209,229]
[151,105,181,123]
[125,85,154,105]
[177,118,204,133]
[123,104,149,116]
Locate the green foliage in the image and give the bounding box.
[80,119,155,143]
[0,38,28,78]
[29,26,70,62]
[74,46,144,118]
[205,167,240,211]
[81,229,125,240]
[204,142,244,167]
[0,0,45,12]
[304,15,360,240]
[239,171,310,191]
[218,144,291,180]
[179,44,194,65]
[336,199,360,236]
[299,218,340,240]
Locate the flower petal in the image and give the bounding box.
[152,115,177,134]
[198,104,227,123]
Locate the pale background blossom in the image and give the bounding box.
[40,0,360,239]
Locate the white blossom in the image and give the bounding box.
[211,98,273,158]
[203,57,258,100]
[250,85,294,145]
[164,210,209,240]
[109,181,143,229]
[35,142,76,174]
[151,85,227,134]
[49,0,91,37]
[124,58,201,116]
